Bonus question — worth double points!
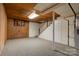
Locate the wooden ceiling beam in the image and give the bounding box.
[4,3,60,22]
[34,3,60,22]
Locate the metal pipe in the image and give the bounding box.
[68,3,76,47]
[52,3,76,55]
[52,12,55,50]
[68,20,69,46]
[68,3,76,19]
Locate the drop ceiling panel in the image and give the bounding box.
[34,3,56,12]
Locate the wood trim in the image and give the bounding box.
[8,17,42,23]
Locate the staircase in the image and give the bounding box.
[38,17,79,56]
[38,20,54,41]
[39,20,52,35]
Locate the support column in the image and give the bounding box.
[52,12,55,49]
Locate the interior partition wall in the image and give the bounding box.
[54,17,68,45]
[53,3,78,55]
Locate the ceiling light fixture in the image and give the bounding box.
[28,10,39,19]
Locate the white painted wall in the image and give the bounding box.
[39,23,53,41]
[29,22,40,37]
[66,16,75,47]
[66,16,79,49]
[38,16,75,47]
[39,17,69,45]
[40,22,47,33]
[55,17,68,45]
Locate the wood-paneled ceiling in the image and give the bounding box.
[33,12,59,22]
[4,3,36,21]
[4,3,60,22]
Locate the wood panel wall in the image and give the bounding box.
[7,19,29,39]
[0,4,7,54]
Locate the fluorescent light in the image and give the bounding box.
[28,11,39,19]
